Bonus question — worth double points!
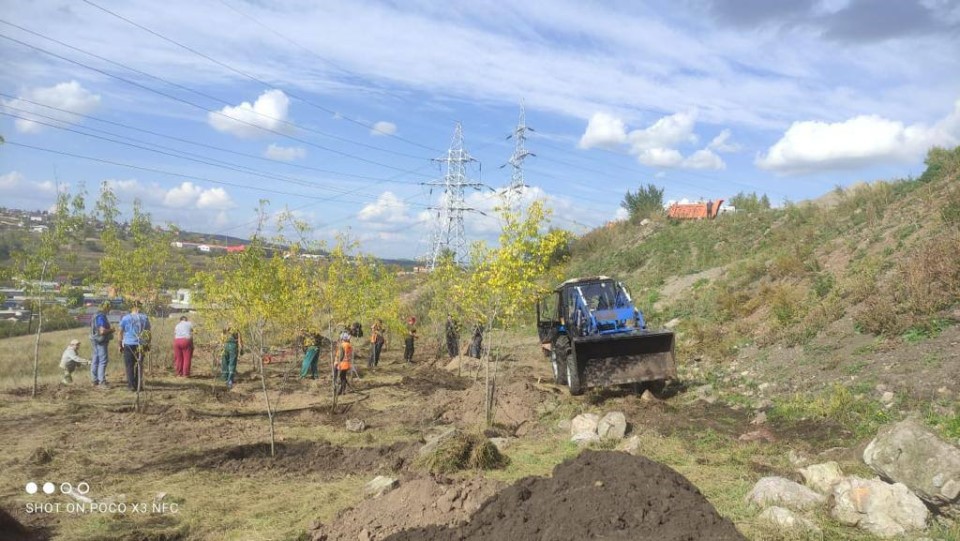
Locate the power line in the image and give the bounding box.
[0,99,425,190]
[2,140,405,205]
[0,32,432,175]
[0,19,431,163]
[79,0,441,153]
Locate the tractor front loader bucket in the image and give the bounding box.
[573,331,676,388]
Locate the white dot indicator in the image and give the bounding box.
[25,482,38,494]
[60,482,73,494]
[77,482,90,495]
[42,482,55,494]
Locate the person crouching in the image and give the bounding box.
[60,339,91,384]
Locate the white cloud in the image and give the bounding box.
[2,81,100,133]
[627,110,698,154]
[207,89,291,138]
[371,121,397,136]
[682,149,726,170]
[264,143,306,161]
[197,187,233,210]
[757,99,960,172]
[708,129,741,153]
[635,147,684,168]
[163,181,203,207]
[579,109,728,169]
[0,171,24,190]
[358,192,412,223]
[579,112,627,149]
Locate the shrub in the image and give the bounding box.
[621,184,664,222]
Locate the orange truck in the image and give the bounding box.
[667,199,724,219]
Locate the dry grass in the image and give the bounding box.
[0,319,177,389]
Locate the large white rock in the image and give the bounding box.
[831,477,929,538]
[597,411,627,440]
[799,462,844,494]
[757,506,821,535]
[746,477,826,511]
[618,435,642,455]
[570,413,600,437]
[363,476,398,498]
[863,418,960,518]
[571,431,601,447]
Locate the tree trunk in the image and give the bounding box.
[256,325,277,457]
[31,262,48,398]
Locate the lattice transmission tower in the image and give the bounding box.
[425,122,482,269]
[503,100,535,203]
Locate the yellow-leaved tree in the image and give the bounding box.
[194,206,322,455]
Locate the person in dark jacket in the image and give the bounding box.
[445,315,460,359]
[403,329,417,363]
[466,324,483,359]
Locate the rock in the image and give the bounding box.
[419,426,458,457]
[694,384,717,404]
[570,413,600,437]
[754,399,774,412]
[757,506,821,534]
[345,418,366,432]
[571,431,600,447]
[664,318,681,330]
[788,449,810,468]
[488,437,511,452]
[831,477,928,538]
[746,476,826,511]
[863,418,960,517]
[358,528,371,541]
[738,428,776,443]
[880,391,895,404]
[750,411,767,426]
[597,412,627,440]
[363,476,399,498]
[799,462,844,494]
[618,435,641,455]
[639,390,656,402]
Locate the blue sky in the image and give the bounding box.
[1,0,959,258]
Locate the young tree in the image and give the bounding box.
[621,183,665,221]
[461,199,573,423]
[194,206,324,455]
[99,194,184,310]
[13,187,87,397]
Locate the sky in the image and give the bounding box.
[1,0,959,259]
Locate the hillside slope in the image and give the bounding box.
[564,146,960,435]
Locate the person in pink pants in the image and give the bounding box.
[173,315,194,377]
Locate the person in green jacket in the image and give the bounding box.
[299,334,320,379]
[221,327,242,389]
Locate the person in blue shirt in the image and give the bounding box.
[118,301,151,392]
[89,301,115,387]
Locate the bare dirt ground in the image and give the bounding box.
[0,329,955,540]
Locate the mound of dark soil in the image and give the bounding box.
[386,451,745,541]
[0,507,34,541]
[400,370,470,394]
[310,477,504,541]
[188,441,416,477]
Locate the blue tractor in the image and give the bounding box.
[536,276,675,395]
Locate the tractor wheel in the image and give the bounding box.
[551,337,570,386]
[566,352,583,396]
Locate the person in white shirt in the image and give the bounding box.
[173,315,194,377]
[60,339,91,384]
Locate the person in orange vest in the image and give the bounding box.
[335,334,354,396]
